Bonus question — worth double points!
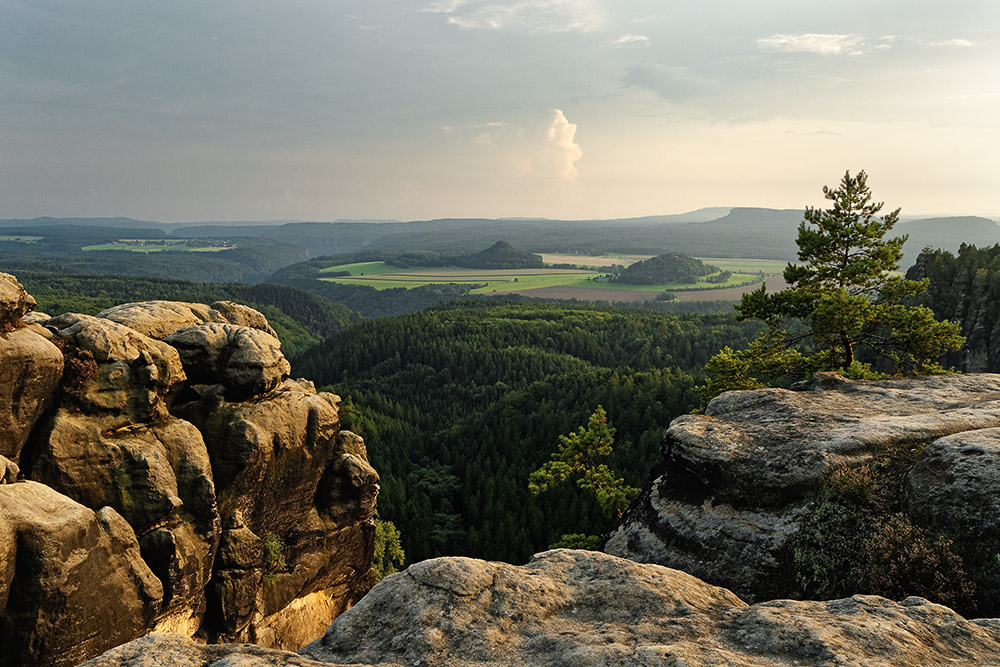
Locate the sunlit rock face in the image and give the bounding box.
[606,373,1000,614]
[0,284,378,666]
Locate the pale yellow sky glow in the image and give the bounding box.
[0,0,997,221]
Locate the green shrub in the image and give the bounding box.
[262,532,287,582]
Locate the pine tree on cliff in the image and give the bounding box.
[700,170,964,403]
[529,406,639,548]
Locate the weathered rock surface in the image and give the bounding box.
[0,481,163,667]
[0,272,36,330]
[44,312,187,422]
[0,287,378,666]
[906,428,1000,536]
[166,323,291,400]
[212,300,280,338]
[0,326,63,460]
[91,550,1000,667]
[174,380,376,649]
[83,633,346,667]
[606,373,1000,608]
[98,299,279,340]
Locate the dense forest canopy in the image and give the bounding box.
[294,300,763,563]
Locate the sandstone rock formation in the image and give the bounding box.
[0,481,164,667]
[88,549,1000,667]
[0,274,63,461]
[0,272,37,330]
[605,373,1000,615]
[0,282,378,666]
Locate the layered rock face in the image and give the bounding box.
[605,373,1000,614]
[88,549,1000,667]
[0,282,378,666]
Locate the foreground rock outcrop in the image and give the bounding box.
[87,549,1000,667]
[605,373,1000,615]
[0,281,378,666]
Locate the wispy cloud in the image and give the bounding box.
[931,38,973,47]
[610,34,649,48]
[756,33,864,55]
[422,0,599,33]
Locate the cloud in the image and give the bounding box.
[931,39,973,47]
[610,34,649,48]
[756,33,864,55]
[422,0,599,33]
[536,108,582,180]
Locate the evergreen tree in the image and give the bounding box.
[702,170,963,402]
[529,406,639,522]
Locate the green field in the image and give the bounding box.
[82,240,230,253]
[694,257,790,274]
[317,260,761,297]
[539,253,652,268]
[320,262,598,292]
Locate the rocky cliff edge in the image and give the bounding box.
[87,549,1000,667]
[0,274,378,666]
[605,372,1000,616]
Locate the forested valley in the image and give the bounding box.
[294,300,763,563]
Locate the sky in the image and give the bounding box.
[1,0,997,222]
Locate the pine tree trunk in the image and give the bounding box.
[842,333,854,369]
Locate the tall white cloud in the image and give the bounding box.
[536,108,582,181]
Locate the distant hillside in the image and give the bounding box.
[5,212,996,283]
[456,240,543,269]
[387,241,542,269]
[613,253,717,285]
[899,216,1000,266]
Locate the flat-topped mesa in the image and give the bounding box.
[87,549,1000,667]
[605,373,1000,613]
[0,284,379,667]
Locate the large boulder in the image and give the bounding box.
[211,300,279,338]
[89,549,1000,666]
[0,273,63,462]
[26,412,220,619]
[166,323,290,400]
[304,549,1000,666]
[97,301,230,339]
[0,482,163,667]
[605,374,1000,610]
[0,272,36,330]
[44,313,186,423]
[0,326,63,460]
[98,300,279,340]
